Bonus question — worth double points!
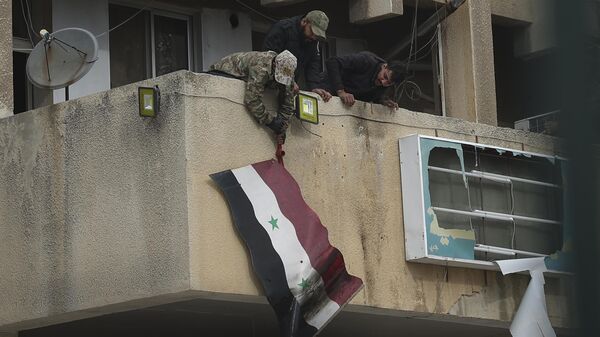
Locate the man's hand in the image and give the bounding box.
[382,99,399,110]
[337,89,355,107]
[276,133,286,145]
[293,82,300,95]
[266,115,289,135]
[312,88,332,102]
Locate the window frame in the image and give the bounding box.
[108,1,195,82]
[399,134,570,275]
[12,38,35,113]
[149,9,193,78]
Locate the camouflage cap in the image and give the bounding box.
[274,50,297,86]
[305,10,329,40]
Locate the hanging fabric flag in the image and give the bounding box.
[211,160,364,337]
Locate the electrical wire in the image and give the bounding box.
[405,0,420,72]
[24,0,39,37]
[171,90,534,144]
[300,121,322,138]
[96,2,155,38]
[411,26,439,60]
[466,171,477,240]
[19,0,34,47]
[510,181,516,249]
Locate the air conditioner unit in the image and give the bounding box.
[514,110,559,135]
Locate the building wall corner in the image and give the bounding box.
[0,0,14,118]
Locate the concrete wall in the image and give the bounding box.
[349,0,403,24]
[513,0,557,57]
[52,0,110,102]
[200,8,252,70]
[430,0,534,24]
[440,0,497,126]
[0,73,191,333]
[0,0,13,118]
[0,72,572,334]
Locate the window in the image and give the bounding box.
[399,135,571,274]
[109,4,192,88]
[493,25,561,134]
[11,0,52,114]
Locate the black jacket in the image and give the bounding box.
[323,51,388,103]
[263,15,322,90]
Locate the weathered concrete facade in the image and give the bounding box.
[0,0,12,118]
[0,72,572,335]
[349,0,403,24]
[440,0,498,126]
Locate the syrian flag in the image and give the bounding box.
[211,160,364,337]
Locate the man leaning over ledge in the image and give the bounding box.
[209,50,297,143]
[317,51,406,109]
[263,10,329,99]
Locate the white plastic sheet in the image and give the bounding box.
[495,257,556,337]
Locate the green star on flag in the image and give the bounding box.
[268,216,279,230]
[298,278,310,290]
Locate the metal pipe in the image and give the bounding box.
[428,166,561,188]
[474,244,549,258]
[470,170,561,189]
[474,245,516,256]
[473,210,561,225]
[428,166,511,183]
[431,207,561,225]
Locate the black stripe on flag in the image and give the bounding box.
[210,170,319,337]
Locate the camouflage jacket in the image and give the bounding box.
[209,51,295,125]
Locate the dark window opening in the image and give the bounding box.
[154,15,189,76]
[358,6,441,115]
[108,4,191,88]
[12,0,30,40]
[11,0,52,114]
[493,25,561,134]
[13,52,29,114]
[109,4,151,88]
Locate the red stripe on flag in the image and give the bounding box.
[252,160,363,306]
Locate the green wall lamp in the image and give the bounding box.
[296,93,319,124]
[138,86,160,117]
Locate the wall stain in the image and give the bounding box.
[413,278,429,312]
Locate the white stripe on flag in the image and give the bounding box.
[232,165,340,329]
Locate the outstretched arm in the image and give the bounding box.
[244,67,272,125]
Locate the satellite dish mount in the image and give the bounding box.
[27,28,99,101]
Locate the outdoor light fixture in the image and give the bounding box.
[296,93,319,124]
[138,86,160,117]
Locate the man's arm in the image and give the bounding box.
[375,87,399,109]
[305,43,323,90]
[278,84,295,122]
[325,53,370,92]
[244,67,273,125]
[263,22,286,53]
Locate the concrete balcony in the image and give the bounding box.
[0,71,572,336]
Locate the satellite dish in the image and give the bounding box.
[26,27,98,94]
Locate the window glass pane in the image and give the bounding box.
[154,15,189,76]
[109,4,150,88]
